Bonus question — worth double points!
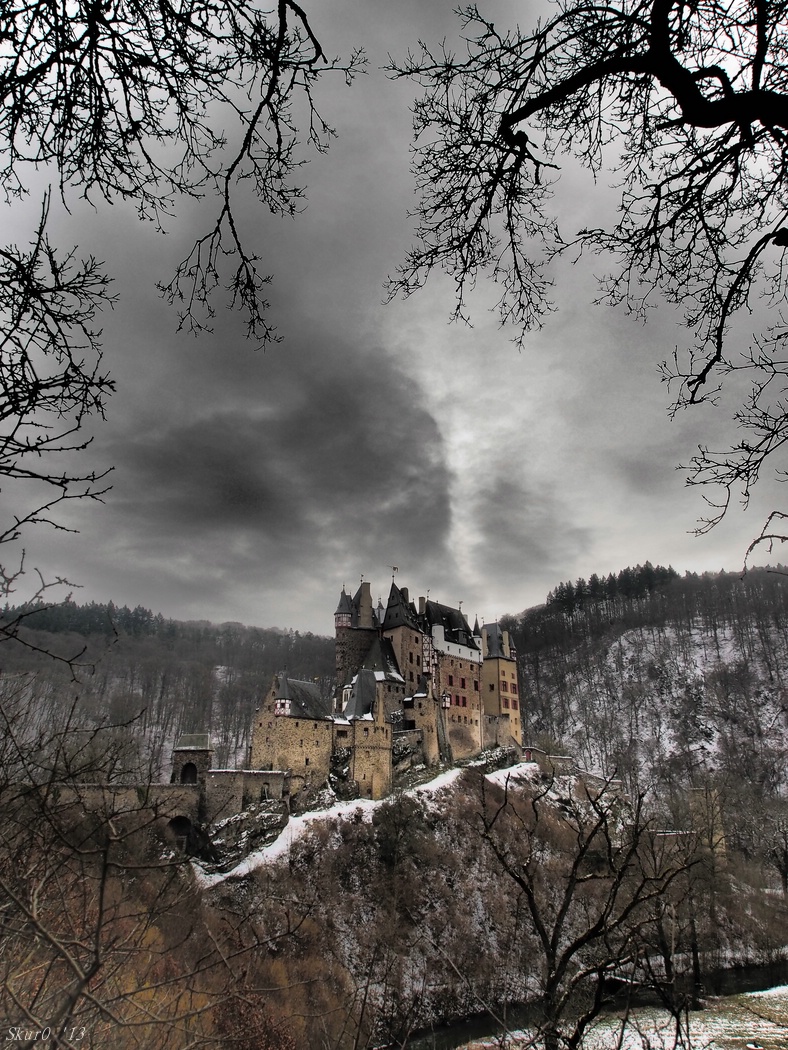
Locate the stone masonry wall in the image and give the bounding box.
[251,709,334,793]
[408,692,440,765]
[350,721,392,800]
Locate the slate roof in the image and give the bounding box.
[360,635,403,680]
[335,585,380,629]
[344,667,377,720]
[382,581,421,631]
[423,599,480,651]
[483,622,507,659]
[273,672,331,719]
[173,733,212,751]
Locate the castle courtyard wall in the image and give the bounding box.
[251,711,334,792]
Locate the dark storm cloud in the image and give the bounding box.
[11,0,774,632]
[92,337,452,603]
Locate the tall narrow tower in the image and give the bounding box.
[334,581,378,703]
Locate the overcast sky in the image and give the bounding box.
[7,0,784,635]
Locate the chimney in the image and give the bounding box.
[358,580,373,629]
[419,596,426,615]
[503,630,511,658]
[401,587,409,605]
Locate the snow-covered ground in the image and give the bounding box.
[194,766,466,887]
[460,985,788,1049]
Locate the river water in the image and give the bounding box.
[402,960,788,1050]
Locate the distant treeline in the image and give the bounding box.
[0,600,336,773]
[1,599,334,672]
[2,599,171,638]
[545,562,679,612]
[500,565,788,675]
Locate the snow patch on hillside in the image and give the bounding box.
[484,762,541,790]
[195,767,466,887]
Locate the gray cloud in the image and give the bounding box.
[8,0,782,633]
[467,473,592,598]
[68,331,453,613]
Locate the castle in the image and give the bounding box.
[170,578,524,816]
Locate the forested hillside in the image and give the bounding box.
[4,571,788,1047]
[0,600,334,773]
[503,565,788,885]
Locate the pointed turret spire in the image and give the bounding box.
[335,587,353,629]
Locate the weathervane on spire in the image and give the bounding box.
[391,565,399,577]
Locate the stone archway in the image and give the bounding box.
[166,815,193,852]
[180,761,198,784]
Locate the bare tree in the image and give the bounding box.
[0,193,114,661]
[1,0,362,342]
[388,1,788,552]
[0,0,363,613]
[476,771,695,1050]
[0,685,302,1048]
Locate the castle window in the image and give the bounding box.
[455,694,460,705]
[337,729,348,739]
[448,674,454,686]
[512,700,519,710]
[409,651,414,663]
[416,655,420,666]
[460,677,466,689]
[488,683,495,692]
[461,696,467,707]
[501,681,508,692]
[409,671,414,682]
[474,680,479,691]
[511,683,518,695]
[305,757,310,766]
[503,698,510,709]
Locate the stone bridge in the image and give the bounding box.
[61,782,200,818]
[57,782,201,843]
